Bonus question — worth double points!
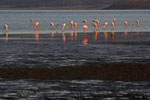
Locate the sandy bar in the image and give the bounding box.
[0,64,150,81]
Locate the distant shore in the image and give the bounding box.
[0,64,150,81]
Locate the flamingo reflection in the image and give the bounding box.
[104,30,108,41]
[124,31,128,37]
[4,32,8,42]
[62,31,66,43]
[110,31,115,40]
[74,22,77,31]
[35,31,39,41]
[75,31,77,40]
[51,32,55,40]
[83,32,88,44]
[70,31,74,41]
[94,31,98,41]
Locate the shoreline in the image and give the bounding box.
[0,64,150,81]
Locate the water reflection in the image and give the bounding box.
[94,31,98,41]
[110,31,115,40]
[4,32,8,42]
[70,31,74,41]
[83,32,88,44]
[62,31,66,43]
[75,31,77,40]
[51,32,54,40]
[35,31,39,41]
[124,31,128,37]
[104,31,108,41]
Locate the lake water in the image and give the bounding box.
[0,10,150,34]
[0,10,150,99]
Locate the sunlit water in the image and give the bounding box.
[0,10,150,99]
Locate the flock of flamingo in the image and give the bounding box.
[2,18,140,44]
[29,18,140,32]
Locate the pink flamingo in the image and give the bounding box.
[62,23,66,32]
[50,22,55,30]
[82,25,88,32]
[3,24,8,32]
[30,19,34,24]
[103,22,108,30]
[136,20,140,27]
[111,22,115,30]
[69,21,74,29]
[124,21,128,28]
[113,18,116,23]
[33,22,39,31]
[83,20,87,23]
[93,23,98,31]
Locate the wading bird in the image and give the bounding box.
[62,23,66,32]
[93,23,98,31]
[3,24,8,32]
[50,22,55,30]
[124,21,128,28]
[111,22,115,30]
[82,25,88,32]
[33,22,39,31]
[30,19,34,24]
[103,22,108,30]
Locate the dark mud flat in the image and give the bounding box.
[0,64,150,81]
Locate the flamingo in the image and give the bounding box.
[69,21,74,29]
[103,22,108,29]
[82,25,88,32]
[136,20,140,27]
[50,22,55,30]
[83,20,87,23]
[113,18,116,23]
[111,22,115,30]
[3,24,8,32]
[96,20,100,27]
[33,22,39,31]
[30,19,34,24]
[93,18,97,22]
[93,23,98,31]
[124,21,128,28]
[62,23,66,32]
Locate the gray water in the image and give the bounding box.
[0,10,150,99]
[0,79,150,100]
[0,10,150,33]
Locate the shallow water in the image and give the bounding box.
[0,10,150,33]
[0,79,150,100]
[0,32,150,68]
[0,10,150,99]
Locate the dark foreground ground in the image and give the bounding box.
[0,64,150,81]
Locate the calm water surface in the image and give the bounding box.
[0,10,150,99]
[0,10,150,33]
